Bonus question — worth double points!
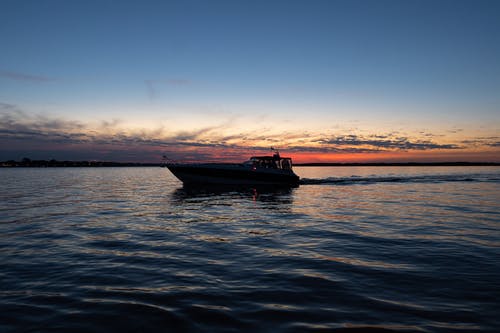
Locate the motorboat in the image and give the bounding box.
[164,151,300,186]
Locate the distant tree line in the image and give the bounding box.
[1,158,160,167]
[295,162,500,166]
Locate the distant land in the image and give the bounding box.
[1,158,499,167]
[0,158,159,167]
[295,162,500,167]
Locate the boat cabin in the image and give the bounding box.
[246,152,293,170]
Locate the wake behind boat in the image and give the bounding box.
[165,151,300,186]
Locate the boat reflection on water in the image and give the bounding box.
[171,183,296,206]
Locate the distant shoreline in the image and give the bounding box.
[1,159,499,167]
[295,162,500,167]
[0,160,160,167]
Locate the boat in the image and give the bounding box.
[164,150,300,186]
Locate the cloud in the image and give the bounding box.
[0,107,84,134]
[460,137,500,148]
[0,102,17,110]
[314,134,460,151]
[0,70,55,82]
[286,145,379,154]
[0,106,233,150]
[100,119,122,129]
[170,127,216,141]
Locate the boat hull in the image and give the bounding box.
[166,163,300,186]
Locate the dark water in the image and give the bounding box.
[1,166,499,332]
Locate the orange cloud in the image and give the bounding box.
[1,104,499,163]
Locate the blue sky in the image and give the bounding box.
[1,0,499,162]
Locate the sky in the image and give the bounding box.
[1,0,499,163]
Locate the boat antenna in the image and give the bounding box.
[271,147,280,158]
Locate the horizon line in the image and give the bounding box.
[2,159,499,167]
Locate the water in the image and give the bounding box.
[1,166,499,332]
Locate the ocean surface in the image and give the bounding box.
[1,166,499,333]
